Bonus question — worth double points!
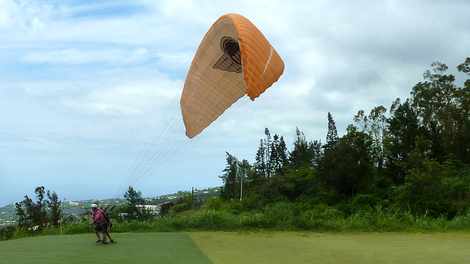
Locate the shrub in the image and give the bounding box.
[203,197,225,210]
[61,222,91,234]
[447,211,470,230]
[240,194,266,211]
[298,204,343,230]
[182,210,239,230]
[350,194,381,211]
[263,202,296,229]
[392,160,470,217]
[171,202,192,214]
[0,225,16,241]
[239,212,269,228]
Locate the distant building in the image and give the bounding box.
[136,204,160,215]
[118,212,129,219]
[119,202,174,219]
[158,201,174,216]
[68,201,80,206]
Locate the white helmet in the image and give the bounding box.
[91,203,98,208]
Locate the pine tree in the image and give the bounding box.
[320,127,374,197]
[22,195,34,227]
[254,139,267,179]
[326,112,338,146]
[15,202,27,229]
[264,128,272,178]
[124,186,145,219]
[47,191,62,227]
[238,159,252,200]
[34,186,47,227]
[310,140,322,168]
[269,134,288,175]
[220,153,239,199]
[354,106,387,169]
[269,134,280,175]
[289,128,314,168]
[14,187,63,229]
[278,136,289,170]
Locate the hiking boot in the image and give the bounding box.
[102,241,109,245]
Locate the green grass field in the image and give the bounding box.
[2,232,470,264]
[192,232,470,264]
[0,233,211,264]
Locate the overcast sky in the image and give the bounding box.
[0,0,469,206]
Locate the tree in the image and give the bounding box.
[238,159,252,200]
[252,128,290,179]
[34,186,48,226]
[21,195,35,227]
[220,153,239,200]
[15,186,62,229]
[212,57,470,216]
[320,126,374,198]
[264,128,272,177]
[354,106,387,169]
[278,136,289,170]
[15,202,27,229]
[269,134,288,175]
[47,191,62,227]
[289,128,314,168]
[274,166,322,201]
[310,140,322,168]
[392,160,470,217]
[124,186,145,219]
[254,139,267,179]
[326,112,338,147]
[456,57,470,163]
[384,99,420,184]
[457,57,470,75]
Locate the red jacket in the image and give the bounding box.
[92,208,106,224]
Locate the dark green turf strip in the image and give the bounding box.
[0,233,212,264]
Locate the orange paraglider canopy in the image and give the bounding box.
[180,13,285,138]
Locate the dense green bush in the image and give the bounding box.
[263,202,295,228]
[447,211,470,230]
[5,203,470,241]
[0,225,17,240]
[350,194,382,212]
[391,160,470,217]
[239,212,269,228]
[203,197,225,210]
[298,204,343,230]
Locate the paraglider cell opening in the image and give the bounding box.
[221,37,241,65]
[213,37,242,73]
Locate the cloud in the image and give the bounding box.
[0,0,13,26]
[21,48,152,65]
[61,76,181,117]
[0,0,49,31]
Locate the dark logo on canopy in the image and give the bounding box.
[213,37,242,73]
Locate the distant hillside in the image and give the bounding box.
[0,187,220,225]
[0,204,16,225]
